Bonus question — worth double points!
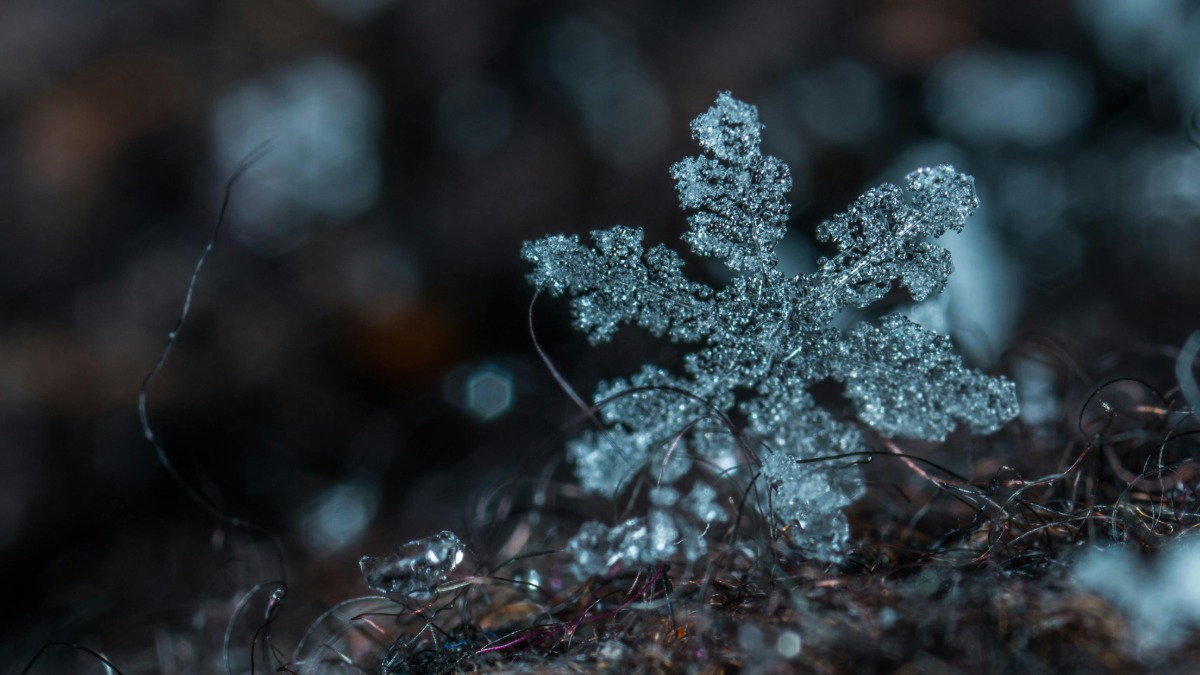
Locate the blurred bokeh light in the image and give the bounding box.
[212,55,383,251]
[926,49,1094,148]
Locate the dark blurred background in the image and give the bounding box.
[2,0,1199,670]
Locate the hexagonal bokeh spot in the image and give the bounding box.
[465,365,514,421]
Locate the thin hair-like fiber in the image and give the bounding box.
[135,143,291,675]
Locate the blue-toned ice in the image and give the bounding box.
[359,530,466,596]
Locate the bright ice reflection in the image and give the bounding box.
[359,530,466,596]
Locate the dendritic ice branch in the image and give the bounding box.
[522,92,1018,567]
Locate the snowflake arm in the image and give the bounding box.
[522,226,715,344]
[670,91,791,274]
[801,165,978,326]
[564,485,726,579]
[741,372,867,561]
[569,366,712,494]
[833,313,1020,441]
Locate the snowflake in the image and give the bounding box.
[522,92,1018,566]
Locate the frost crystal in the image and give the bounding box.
[564,482,726,579]
[523,92,1018,566]
[359,530,466,596]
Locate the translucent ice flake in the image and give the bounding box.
[524,93,1018,565]
[359,530,466,596]
[562,482,729,579]
[565,507,712,579]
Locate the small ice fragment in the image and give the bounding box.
[359,530,466,595]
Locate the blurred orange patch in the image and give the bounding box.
[343,301,462,385]
[21,53,188,197]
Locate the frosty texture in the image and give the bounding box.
[564,483,728,579]
[359,530,466,596]
[523,92,1018,566]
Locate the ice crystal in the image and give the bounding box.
[564,483,727,579]
[359,530,466,596]
[523,92,1018,565]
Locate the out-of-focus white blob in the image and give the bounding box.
[1111,138,1200,279]
[212,55,383,251]
[311,0,393,23]
[300,481,379,555]
[1012,357,1060,427]
[1075,0,1200,117]
[544,13,668,168]
[595,640,633,664]
[1170,7,1200,115]
[1175,331,1200,414]
[1141,148,1200,221]
[738,624,766,657]
[465,364,514,421]
[737,623,803,669]
[438,77,514,158]
[1075,537,1200,655]
[443,362,516,422]
[887,142,1020,367]
[926,50,1093,148]
[1074,0,1182,77]
[903,292,951,336]
[776,630,803,660]
[942,202,1022,364]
